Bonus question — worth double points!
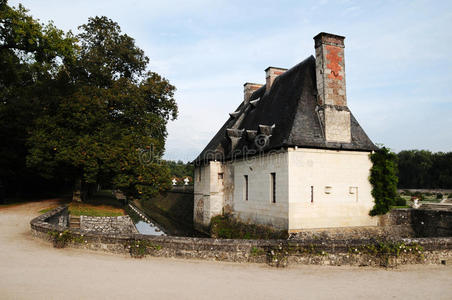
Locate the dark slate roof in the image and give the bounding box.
[194,55,377,165]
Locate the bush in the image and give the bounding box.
[48,230,72,248]
[210,214,288,240]
[369,147,398,215]
[394,196,406,206]
[436,193,443,200]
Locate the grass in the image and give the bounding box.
[38,207,56,214]
[68,203,124,216]
[391,205,410,209]
[69,189,124,216]
[37,190,124,217]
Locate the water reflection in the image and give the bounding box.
[134,220,165,236]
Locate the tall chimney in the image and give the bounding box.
[265,67,287,93]
[314,32,351,143]
[243,82,263,102]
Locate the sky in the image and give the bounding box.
[11,0,452,162]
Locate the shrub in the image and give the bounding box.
[210,214,288,240]
[369,147,398,215]
[127,240,161,258]
[394,196,406,206]
[48,230,72,248]
[436,193,443,200]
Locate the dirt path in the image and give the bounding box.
[1,201,451,300]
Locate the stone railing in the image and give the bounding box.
[30,206,452,267]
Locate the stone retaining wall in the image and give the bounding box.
[30,206,452,267]
[80,215,138,234]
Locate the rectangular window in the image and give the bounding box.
[198,169,201,182]
[270,173,276,203]
[311,186,314,203]
[218,173,224,180]
[244,175,248,201]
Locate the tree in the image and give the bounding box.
[0,0,75,196]
[26,16,177,201]
[369,147,398,216]
[398,150,452,189]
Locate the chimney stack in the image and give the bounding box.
[265,67,287,93]
[243,82,263,102]
[314,32,351,143]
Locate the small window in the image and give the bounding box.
[311,186,314,203]
[218,173,224,180]
[270,173,276,203]
[244,175,248,201]
[198,169,202,182]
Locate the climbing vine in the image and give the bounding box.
[369,147,399,215]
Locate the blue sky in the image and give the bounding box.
[12,0,452,161]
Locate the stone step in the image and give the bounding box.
[69,215,80,228]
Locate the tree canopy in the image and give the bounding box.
[397,150,452,189]
[0,1,75,195]
[1,1,177,201]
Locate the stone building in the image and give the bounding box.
[193,32,378,232]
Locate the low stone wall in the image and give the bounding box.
[30,206,452,267]
[80,215,138,234]
[31,205,69,232]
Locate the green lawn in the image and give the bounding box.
[37,190,124,217]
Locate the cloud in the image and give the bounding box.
[11,0,452,160]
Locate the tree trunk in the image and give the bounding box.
[72,177,82,202]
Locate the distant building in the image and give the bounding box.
[193,33,378,232]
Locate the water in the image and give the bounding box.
[134,220,165,236]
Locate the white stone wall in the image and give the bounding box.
[194,161,226,227]
[287,148,377,231]
[232,151,289,230]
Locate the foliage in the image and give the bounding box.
[23,15,177,200]
[127,239,161,258]
[349,241,424,267]
[165,160,194,181]
[397,150,452,189]
[394,196,406,207]
[210,214,288,240]
[0,1,76,196]
[48,230,72,248]
[369,147,399,216]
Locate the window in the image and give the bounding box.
[198,169,202,182]
[324,186,332,194]
[218,173,224,180]
[311,186,314,203]
[244,175,248,201]
[270,172,276,203]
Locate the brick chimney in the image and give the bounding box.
[265,67,287,93]
[243,82,263,102]
[314,32,351,143]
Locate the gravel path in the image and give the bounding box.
[1,200,451,300]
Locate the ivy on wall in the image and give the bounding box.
[369,147,399,216]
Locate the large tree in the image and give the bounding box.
[0,0,75,197]
[26,16,177,201]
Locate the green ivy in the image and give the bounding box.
[127,240,162,258]
[369,147,399,215]
[48,230,72,248]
